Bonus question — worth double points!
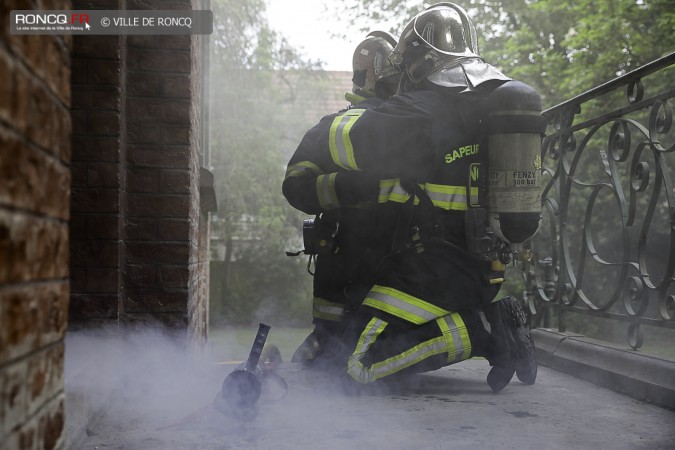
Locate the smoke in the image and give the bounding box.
[64,324,241,446]
[63,322,363,449]
[62,322,675,450]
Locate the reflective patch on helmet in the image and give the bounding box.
[421,20,434,46]
[360,48,369,55]
[374,53,382,75]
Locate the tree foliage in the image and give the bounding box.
[325,0,675,106]
[208,0,329,326]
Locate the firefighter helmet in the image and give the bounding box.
[352,31,401,99]
[390,3,494,86]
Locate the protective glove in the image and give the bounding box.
[334,171,379,207]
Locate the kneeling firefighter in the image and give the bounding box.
[318,3,547,392]
[282,31,402,366]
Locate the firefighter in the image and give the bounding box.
[319,3,546,392]
[282,31,402,366]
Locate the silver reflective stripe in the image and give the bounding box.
[470,187,479,206]
[424,184,468,211]
[316,173,339,209]
[363,286,449,325]
[443,315,466,363]
[425,190,467,208]
[369,338,447,380]
[378,180,473,211]
[333,116,352,168]
[313,298,345,321]
[438,313,471,362]
[329,109,364,170]
[285,161,321,179]
[353,318,385,357]
[349,314,472,384]
[378,179,412,204]
[347,318,387,384]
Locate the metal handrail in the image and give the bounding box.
[519,52,675,352]
[544,51,675,116]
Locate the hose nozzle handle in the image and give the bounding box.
[244,323,271,372]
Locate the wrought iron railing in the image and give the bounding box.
[520,52,675,351]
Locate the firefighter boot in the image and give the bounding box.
[291,330,321,363]
[291,320,345,366]
[484,296,537,392]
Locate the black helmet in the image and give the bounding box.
[352,31,401,99]
[389,3,482,84]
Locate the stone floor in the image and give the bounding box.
[69,358,675,450]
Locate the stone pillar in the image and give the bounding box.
[0,1,72,448]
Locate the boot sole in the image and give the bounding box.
[485,299,517,392]
[504,298,537,385]
[487,364,515,393]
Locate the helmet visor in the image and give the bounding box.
[414,5,479,58]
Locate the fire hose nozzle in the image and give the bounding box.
[216,323,271,421]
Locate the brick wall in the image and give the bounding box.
[1,0,209,446]
[69,0,209,339]
[0,0,72,448]
[124,31,193,330]
[69,0,125,329]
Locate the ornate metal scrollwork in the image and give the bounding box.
[519,52,675,351]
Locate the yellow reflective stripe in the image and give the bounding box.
[436,316,457,361]
[329,109,364,170]
[367,336,447,381]
[362,285,450,325]
[378,179,414,204]
[424,183,469,211]
[377,180,476,211]
[316,173,339,210]
[437,314,472,362]
[348,314,473,384]
[470,186,479,206]
[347,318,387,384]
[312,297,345,321]
[285,161,322,179]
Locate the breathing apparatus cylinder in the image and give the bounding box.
[486,80,547,249]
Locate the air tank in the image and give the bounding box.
[486,80,547,248]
